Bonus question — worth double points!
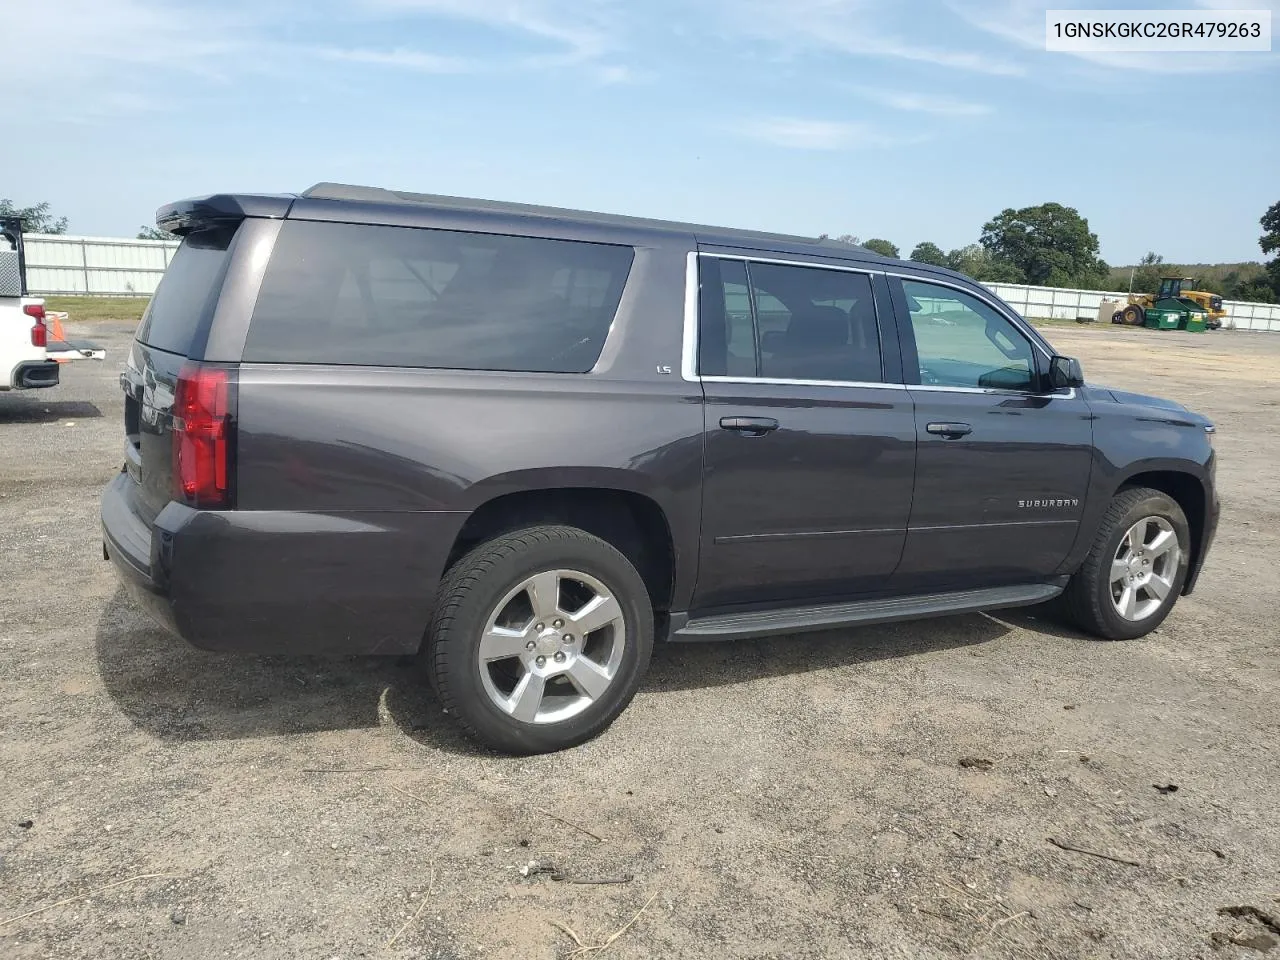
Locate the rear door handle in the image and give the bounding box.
[926,421,972,439]
[720,416,779,436]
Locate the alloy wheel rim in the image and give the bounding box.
[1109,516,1180,622]
[477,568,626,724]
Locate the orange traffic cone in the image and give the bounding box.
[46,311,69,362]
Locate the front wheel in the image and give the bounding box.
[1062,487,1190,640]
[427,525,653,754]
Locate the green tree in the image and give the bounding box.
[0,199,68,234]
[136,225,168,240]
[1130,251,1165,294]
[979,202,1108,288]
[976,259,1027,283]
[946,243,1024,283]
[947,243,985,276]
[863,238,899,258]
[1259,200,1280,300]
[1238,276,1276,303]
[908,241,948,267]
[1260,200,1280,256]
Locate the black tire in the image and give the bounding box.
[1121,304,1144,326]
[1110,311,1124,325]
[427,525,653,754]
[1062,487,1190,640]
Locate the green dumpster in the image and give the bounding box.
[1144,308,1182,330]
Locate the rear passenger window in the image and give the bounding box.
[244,221,634,373]
[136,223,238,356]
[698,257,882,383]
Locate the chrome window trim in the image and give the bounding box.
[703,251,882,276]
[702,375,906,391]
[681,250,700,382]
[910,383,1077,400]
[683,250,892,387]
[886,270,1053,359]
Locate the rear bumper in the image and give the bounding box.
[101,472,467,655]
[11,361,60,389]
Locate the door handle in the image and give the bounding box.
[926,421,972,439]
[719,416,779,436]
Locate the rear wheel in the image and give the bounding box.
[1121,304,1145,326]
[1062,487,1189,640]
[428,525,653,754]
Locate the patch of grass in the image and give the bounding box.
[44,296,149,324]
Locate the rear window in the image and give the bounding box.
[136,224,237,355]
[243,220,635,373]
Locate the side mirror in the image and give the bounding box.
[1049,355,1084,389]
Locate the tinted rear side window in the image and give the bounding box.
[136,224,237,356]
[244,220,634,373]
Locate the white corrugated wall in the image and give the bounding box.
[24,233,177,296]
[982,281,1280,332]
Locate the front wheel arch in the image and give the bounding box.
[1112,469,1208,595]
[1062,487,1190,640]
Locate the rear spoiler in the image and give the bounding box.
[155,193,296,236]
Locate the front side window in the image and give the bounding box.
[698,258,883,383]
[901,279,1036,391]
[245,221,634,373]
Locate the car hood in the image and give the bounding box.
[1084,384,1213,429]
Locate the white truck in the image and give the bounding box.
[2,216,103,390]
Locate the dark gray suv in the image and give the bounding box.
[101,183,1219,753]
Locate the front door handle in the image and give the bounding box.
[926,421,972,439]
[720,416,779,436]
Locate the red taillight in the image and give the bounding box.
[172,363,233,508]
[25,303,46,347]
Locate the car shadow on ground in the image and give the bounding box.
[95,589,501,756]
[988,605,1099,643]
[96,588,1012,754]
[0,397,102,422]
[644,612,1008,692]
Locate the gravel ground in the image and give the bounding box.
[1,322,1277,960]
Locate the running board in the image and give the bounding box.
[668,582,1065,642]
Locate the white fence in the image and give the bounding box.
[984,281,1280,333]
[21,232,1280,333]
[24,233,178,297]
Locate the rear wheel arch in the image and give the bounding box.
[445,487,675,614]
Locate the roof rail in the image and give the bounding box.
[300,182,841,249]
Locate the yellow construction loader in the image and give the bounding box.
[1112,277,1225,330]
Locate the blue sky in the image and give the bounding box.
[6,0,1278,264]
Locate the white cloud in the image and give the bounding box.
[855,89,993,116]
[1,0,633,122]
[358,0,617,65]
[317,1,641,80]
[0,0,251,121]
[596,64,636,84]
[316,46,480,73]
[736,117,916,150]
[722,0,1026,75]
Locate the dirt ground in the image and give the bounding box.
[2,322,1278,960]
